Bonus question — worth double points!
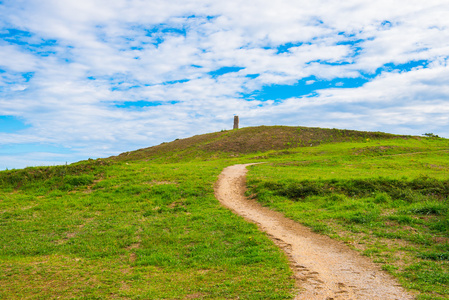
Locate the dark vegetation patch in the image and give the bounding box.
[418,252,449,261]
[0,159,109,192]
[255,176,449,203]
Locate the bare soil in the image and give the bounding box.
[214,164,415,300]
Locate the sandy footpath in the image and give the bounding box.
[214,164,415,300]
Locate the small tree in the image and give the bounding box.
[423,133,440,138]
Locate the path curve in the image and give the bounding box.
[214,164,415,300]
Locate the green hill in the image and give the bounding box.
[111,126,402,162]
[0,126,448,299]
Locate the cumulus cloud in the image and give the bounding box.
[0,0,449,169]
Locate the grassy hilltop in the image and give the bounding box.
[0,126,448,299]
[110,125,400,162]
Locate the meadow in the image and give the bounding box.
[0,159,294,299]
[0,126,448,299]
[247,136,449,300]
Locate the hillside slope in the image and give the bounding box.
[110,126,404,162]
[1,126,446,299]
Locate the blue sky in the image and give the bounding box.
[1,0,449,170]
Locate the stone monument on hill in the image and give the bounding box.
[233,116,239,129]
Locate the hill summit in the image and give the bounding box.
[111,126,404,162]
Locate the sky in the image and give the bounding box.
[1,0,449,170]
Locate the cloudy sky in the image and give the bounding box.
[1,0,449,170]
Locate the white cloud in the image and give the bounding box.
[1,0,449,169]
[0,44,37,72]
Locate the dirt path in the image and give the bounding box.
[214,164,415,300]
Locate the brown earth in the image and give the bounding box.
[214,164,415,300]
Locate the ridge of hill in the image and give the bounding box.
[110,125,405,162]
[0,126,408,191]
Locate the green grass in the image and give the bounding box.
[246,136,449,299]
[1,125,448,299]
[0,160,294,299]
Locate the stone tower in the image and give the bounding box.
[233,116,239,129]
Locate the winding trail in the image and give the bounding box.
[214,164,415,300]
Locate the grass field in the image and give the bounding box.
[247,136,449,300]
[0,159,294,299]
[1,126,448,299]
